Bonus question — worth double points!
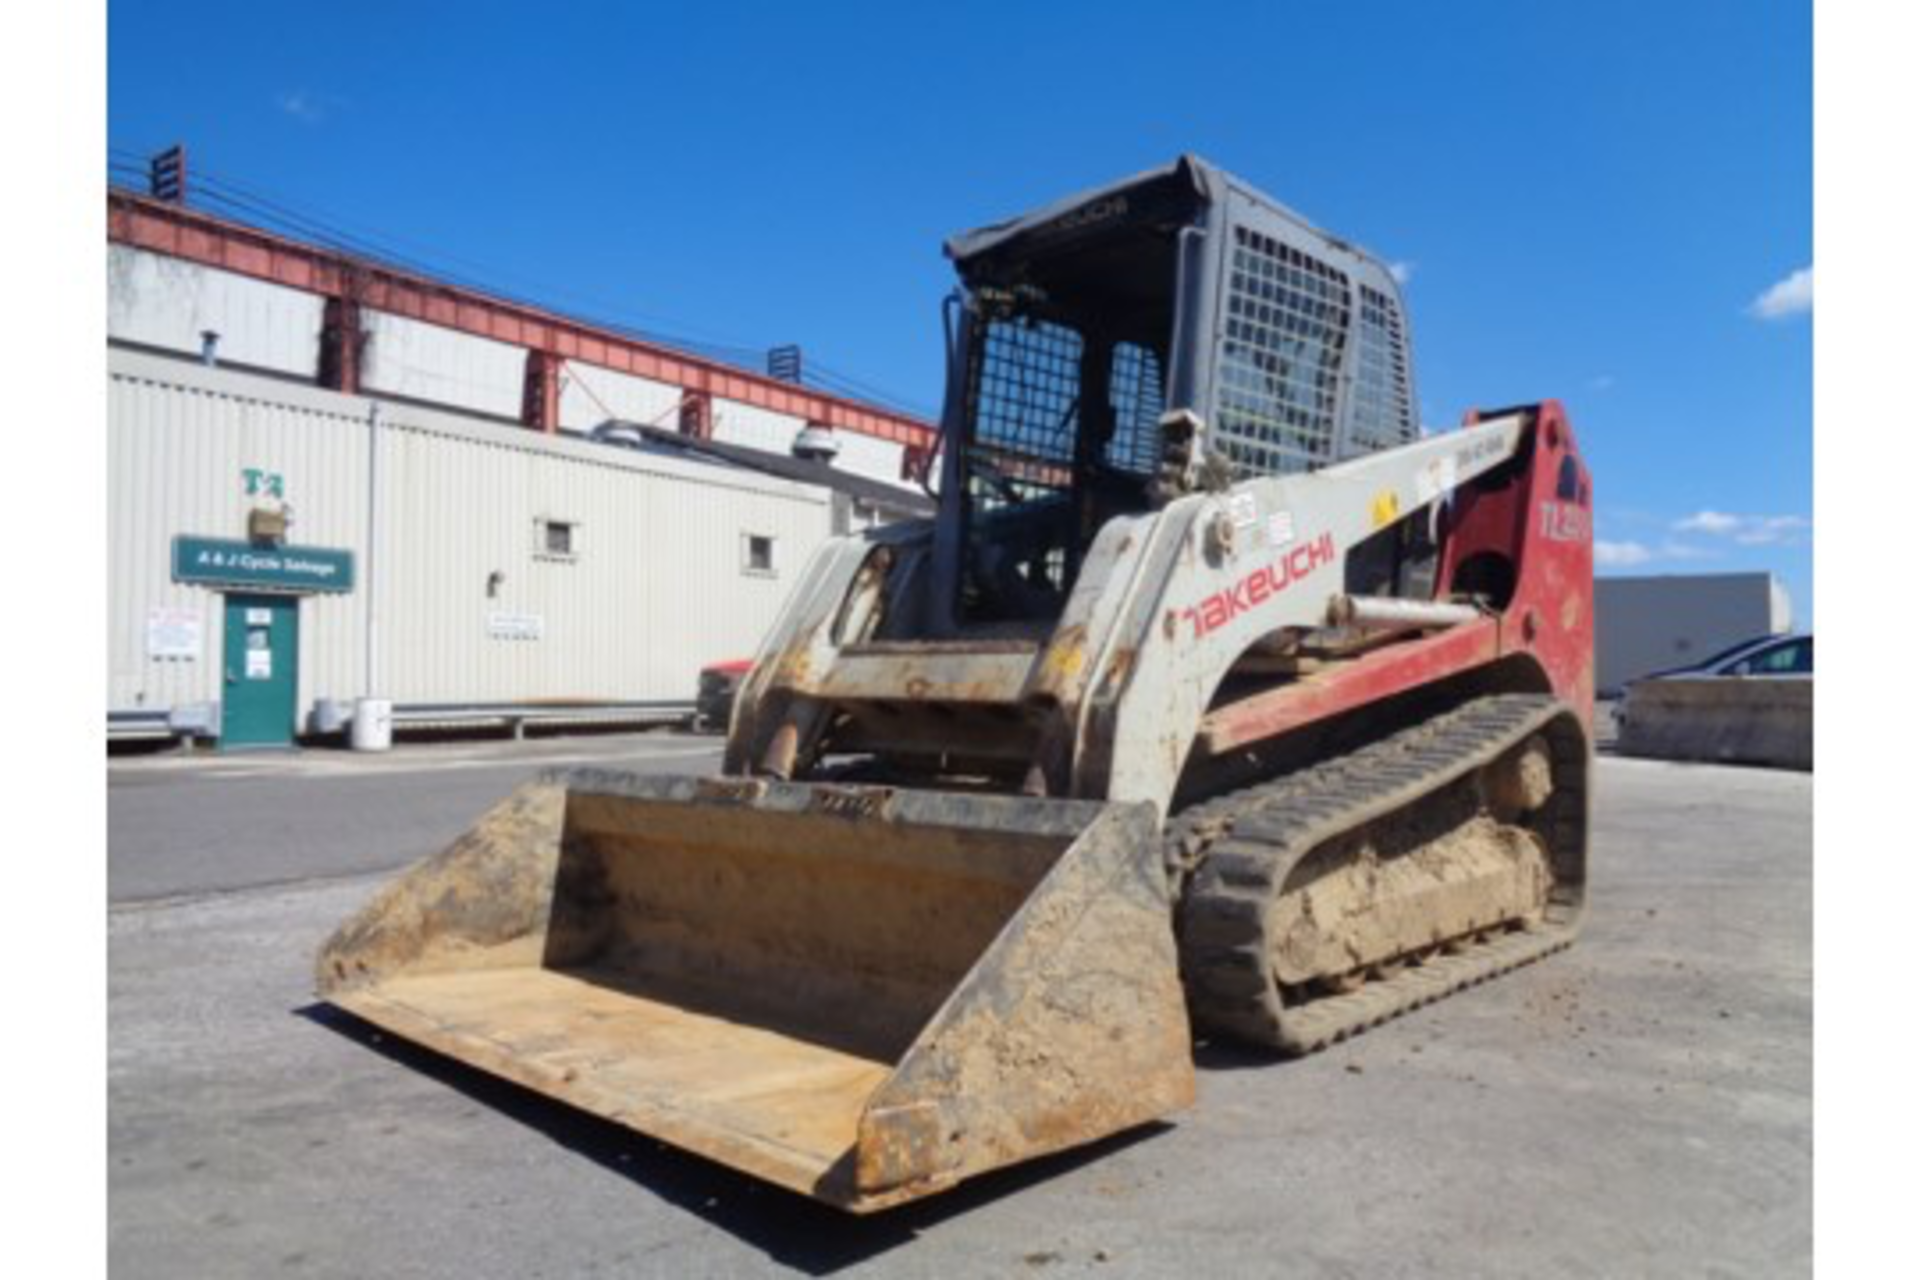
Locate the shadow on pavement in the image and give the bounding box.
[1191,1037,1288,1072]
[298,1003,1170,1276]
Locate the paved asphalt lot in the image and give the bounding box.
[107,732,724,902]
[109,734,1811,1278]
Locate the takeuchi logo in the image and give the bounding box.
[1183,532,1337,639]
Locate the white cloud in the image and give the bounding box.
[277,90,328,123]
[1748,266,1812,321]
[1673,510,1811,545]
[1592,521,1726,569]
[1732,516,1812,546]
[1594,540,1653,567]
[1675,510,1741,535]
[1388,261,1415,286]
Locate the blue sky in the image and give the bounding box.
[107,0,1813,620]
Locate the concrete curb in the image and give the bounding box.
[1617,677,1812,770]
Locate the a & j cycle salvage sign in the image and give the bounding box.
[172,536,356,593]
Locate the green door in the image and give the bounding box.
[222,593,299,750]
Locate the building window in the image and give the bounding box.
[743,533,776,576]
[535,518,578,562]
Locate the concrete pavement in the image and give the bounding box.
[108,748,1811,1278]
[108,731,724,902]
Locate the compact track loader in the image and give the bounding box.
[319,156,1594,1211]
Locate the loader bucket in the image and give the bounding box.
[317,771,1195,1211]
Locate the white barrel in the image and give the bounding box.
[310,698,350,735]
[351,698,394,752]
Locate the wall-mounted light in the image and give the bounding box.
[200,329,221,366]
[247,506,289,546]
[486,570,506,598]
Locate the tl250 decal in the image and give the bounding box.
[1538,499,1591,544]
[1183,532,1337,640]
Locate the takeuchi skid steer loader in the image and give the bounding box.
[318,156,1594,1212]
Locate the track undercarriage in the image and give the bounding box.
[1174,694,1588,1054]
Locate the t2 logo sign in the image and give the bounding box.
[243,468,286,499]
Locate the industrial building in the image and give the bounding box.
[112,165,1795,747]
[106,178,935,748]
[1596,571,1794,695]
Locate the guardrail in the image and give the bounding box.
[107,710,179,742]
[383,701,694,740]
[109,700,696,748]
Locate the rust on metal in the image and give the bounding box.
[806,784,897,820]
[1027,623,1090,700]
[814,649,1039,704]
[1096,643,1139,697]
[317,781,567,996]
[106,189,938,448]
[694,776,769,803]
[831,547,893,646]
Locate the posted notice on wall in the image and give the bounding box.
[146,607,202,660]
[487,612,545,641]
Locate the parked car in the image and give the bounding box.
[1617,632,1812,735]
[1640,632,1813,681]
[695,658,754,733]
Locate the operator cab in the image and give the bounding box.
[924,155,1419,637]
[931,163,1199,632]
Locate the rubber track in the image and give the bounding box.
[1171,693,1589,1056]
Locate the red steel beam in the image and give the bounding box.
[521,349,563,434]
[107,189,938,449]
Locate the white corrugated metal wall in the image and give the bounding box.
[107,355,369,717]
[108,347,834,726]
[368,402,825,705]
